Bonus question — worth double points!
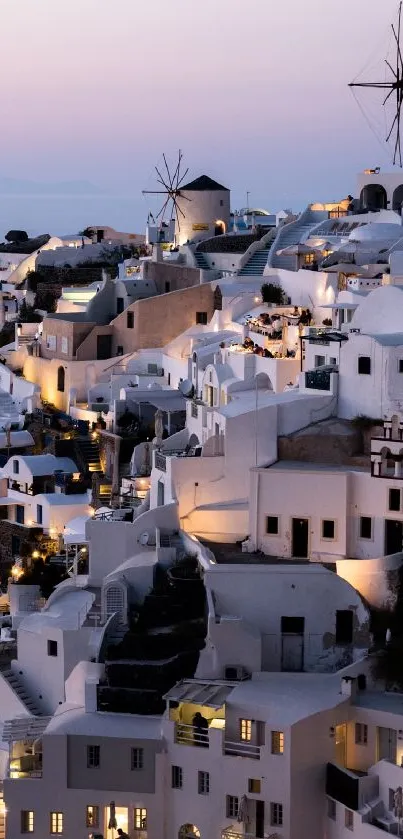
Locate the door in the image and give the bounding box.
[255,800,265,839]
[385,519,403,555]
[335,723,347,767]
[105,806,128,839]
[292,517,309,558]
[281,616,304,672]
[16,505,24,525]
[377,727,397,762]
[116,297,124,315]
[96,334,112,360]
[157,480,165,507]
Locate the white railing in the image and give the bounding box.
[175,722,209,748]
[223,739,260,759]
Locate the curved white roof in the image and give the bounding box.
[349,285,403,335]
[349,222,402,243]
[45,704,162,737]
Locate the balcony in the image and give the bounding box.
[224,739,260,759]
[9,755,42,779]
[175,722,209,747]
[154,452,166,472]
[222,829,269,839]
[305,367,332,391]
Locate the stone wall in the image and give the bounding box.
[0,522,48,573]
[278,418,365,465]
[142,259,201,293]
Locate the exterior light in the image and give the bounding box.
[32,550,39,559]
[27,519,33,527]
[49,528,56,537]
[254,296,260,303]
[81,546,87,553]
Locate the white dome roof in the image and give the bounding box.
[350,285,403,334]
[349,222,401,243]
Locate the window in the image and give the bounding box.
[330,357,337,366]
[226,796,239,819]
[61,337,68,355]
[336,610,353,644]
[16,504,25,525]
[13,459,19,474]
[37,504,43,525]
[21,811,34,833]
[46,334,56,351]
[127,311,134,328]
[116,297,124,315]
[50,812,63,834]
[196,311,208,325]
[131,747,144,770]
[315,354,326,367]
[358,356,371,375]
[399,359,403,373]
[271,731,284,755]
[266,516,279,535]
[327,798,336,820]
[165,281,171,293]
[47,639,58,657]
[322,519,335,540]
[134,808,147,829]
[389,488,401,512]
[86,806,99,828]
[345,808,354,831]
[57,366,65,393]
[171,765,183,789]
[270,803,283,827]
[87,745,100,768]
[240,719,252,741]
[117,345,124,356]
[355,723,368,745]
[360,516,372,539]
[198,770,210,794]
[248,779,261,794]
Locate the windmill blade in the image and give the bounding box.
[386,108,399,142]
[177,167,190,188]
[383,86,395,106]
[391,23,403,76]
[155,166,170,191]
[394,101,402,165]
[385,59,398,79]
[162,153,174,190]
[174,202,181,233]
[170,152,182,193]
[173,197,186,219]
[142,190,171,195]
[156,196,170,221]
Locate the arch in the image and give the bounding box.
[102,581,128,624]
[254,371,274,391]
[393,185,403,213]
[360,184,387,212]
[178,826,201,839]
[213,285,222,311]
[214,220,226,236]
[188,433,200,448]
[57,366,65,393]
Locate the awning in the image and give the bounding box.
[163,680,233,708]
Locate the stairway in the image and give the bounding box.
[268,208,329,270]
[2,669,41,715]
[99,480,112,506]
[194,251,210,270]
[0,389,19,426]
[75,437,102,473]
[238,247,270,276]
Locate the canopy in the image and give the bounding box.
[324,263,363,274]
[164,680,233,709]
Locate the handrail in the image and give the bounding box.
[238,226,278,271]
[224,739,260,758]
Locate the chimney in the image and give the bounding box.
[341,676,357,699]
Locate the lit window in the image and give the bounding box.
[345,809,354,831]
[355,723,368,745]
[240,719,252,741]
[248,779,261,794]
[328,798,336,820]
[21,811,34,833]
[198,770,210,795]
[226,796,239,818]
[87,745,100,768]
[50,812,63,834]
[131,747,144,770]
[270,803,283,826]
[271,731,284,755]
[86,806,99,828]
[171,765,183,789]
[305,252,315,265]
[322,520,335,540]
[134,808,147,829]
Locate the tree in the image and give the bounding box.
[18,300,42,322]
[5,230,28,244]
[78,227,94,240]
[261,282,285,305]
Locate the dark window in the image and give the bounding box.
[117,345,124,356]
[266,516,279,535]
[171,765,183,788]
[358,356,371,375]
[360,516,372,539]
[389,488,401,512]
[13,459,19,474]
[196,311,208,325]
[355,723,368,745]
[336,610,353,644]
[11,535,20,555]
[399,359,403,373]
[198,770,210,794]
[47,640,58,657]
[270,803,283,827]
[226,796,239,818]
[57,366,65,393]
[127,311,134,329]
[322,520,335,539]
[328,799,336,821]
[37,504,43,525]
[96,335,112,360]
[16,505,24,525]
[165,281,171,293]
[167,373,171,385]
[116,297,124,315]
[131,747,144,770]
[281,616,304,634]
[220,199,224,206]
[87,745,100,768]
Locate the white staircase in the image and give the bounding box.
[2,669,41,715]
[268,207,329,270]
[0,389,19,426]
[237,227,278,277]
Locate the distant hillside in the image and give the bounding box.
[0,178,105,195]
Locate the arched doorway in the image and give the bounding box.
[214,220,226,236]
[178,825,201,839]
[393,185,403,213]
[213,285,222,310]
[360,184,387,211]
[103,581,128,624]
[57,366,65,393]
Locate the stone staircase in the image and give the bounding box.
[268,207,329,270]
[75,437,102,473]
[0,389,20,426]
[194,250,210,270]
[238,247,270,276]
[2,669,41,715]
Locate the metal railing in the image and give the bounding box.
[305,368,331,391]
[223,739,261,759]
[175,722,209,747]
[154,452,167,472]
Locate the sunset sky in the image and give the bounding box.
[0,0,399,231]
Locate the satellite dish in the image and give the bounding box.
[179,378,193,397]
[139,532,149,546]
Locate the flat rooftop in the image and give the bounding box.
[267,460,368,474]
[200,540,336,568]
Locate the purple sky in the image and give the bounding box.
[0,0,399,230]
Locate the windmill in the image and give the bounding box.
[142,150,191,239]
[349,2,403,166]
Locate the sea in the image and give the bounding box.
[0,193,145,240]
